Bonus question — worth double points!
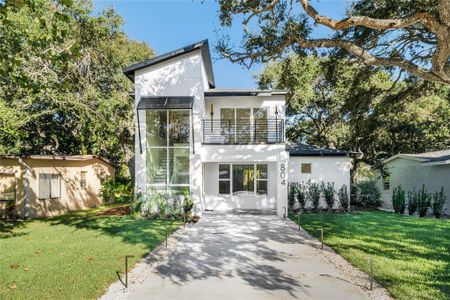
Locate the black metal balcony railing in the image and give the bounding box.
[202,119,284,144]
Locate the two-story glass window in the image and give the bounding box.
[146,110,190,194]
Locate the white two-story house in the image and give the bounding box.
[124,40,351,217]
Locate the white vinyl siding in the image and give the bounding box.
[39,173,61,199]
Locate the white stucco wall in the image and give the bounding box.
[378,157,450,213]
[288,156,351,208]
[134,50,207,214]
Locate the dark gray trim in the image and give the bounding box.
[205,89,287,97]
[287,144,351,157]
[137,97,194,110]
[123,40,215,88]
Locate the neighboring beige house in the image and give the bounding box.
[0,155,115,219]
[377,150,450,214]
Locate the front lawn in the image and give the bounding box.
[290,211,450,300]
[0,205,181,299]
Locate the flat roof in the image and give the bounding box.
[205,89,287,97]
[123,39,215,88]
[287,144,352,157]
[0,155,115,167]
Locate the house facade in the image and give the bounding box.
[0,155,115,218]
[377,150,450,214]
[124,40,351,217]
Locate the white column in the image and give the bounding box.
[276,152,289,218]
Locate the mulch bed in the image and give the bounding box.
[96,206,131,216]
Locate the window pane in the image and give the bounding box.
[38,174,50,199]
[257,180,268,195]
[50,174,61,198]
[254,108,268,143]
[232,164,254,194]
[169,110,190,146]
[147,148,167,184]
[236,108,251,143]
[146,110,167,146]
[219,164,230,179]
[219,180,230,194]
[220,108,234,143]
[301,163,311,174]
[0,174,16,201]
[256,164,268,179]
[169,148,190,184]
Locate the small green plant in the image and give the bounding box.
[417,185,430,217]
[321,182,335,210]
[131,192,144,215]
[182,188,194,216]
[407,190,418,215]
[157,193,168,218]
[297,183,307,211]
[307,181,321,211]
[354,180,382,208]
[431,186,446,218]
[392,185,406,214]
[288,183,298,211]
[337,184,349,212]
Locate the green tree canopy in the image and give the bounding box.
[258,55,450,179]
[0,0,154,172]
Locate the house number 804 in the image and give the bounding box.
[280,164,286,186]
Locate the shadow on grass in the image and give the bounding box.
[48,206,181,252]
[0,220,27,239]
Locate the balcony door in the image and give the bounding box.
[220,108,267,143]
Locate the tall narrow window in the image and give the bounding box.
[146,110,191,194]
[80,171,87,188]
[256,164,268,195]
[219,164,231,195]
[383,175,390,190]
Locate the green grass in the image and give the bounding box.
[0,204,181,300]
[290,211,450,300]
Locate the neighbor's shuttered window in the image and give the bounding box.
[80,171,87,188]
[39,174,61,199]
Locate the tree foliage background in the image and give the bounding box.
[0,0,153,172]
[258,55,450,180]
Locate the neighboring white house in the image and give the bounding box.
[123,40,352,217]
[377,150,450,213]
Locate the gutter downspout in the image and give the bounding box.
[18,158,31,219]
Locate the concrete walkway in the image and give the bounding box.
[125,213,368,300]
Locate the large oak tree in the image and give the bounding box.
[217,0,450,85]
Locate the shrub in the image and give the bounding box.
[297,183,307,211]
[431,187,446,218]
[338,184,349,212]
[182,188,194,216]
[307,181,321,211]
[288,183,298,211]
[392,185,406,214]
[417,185,431,217]
[157,193,168,218]
[407,190,418,215]
[354,180,382,208]
[101,177,133,203]
[321,182,335,210]
[131,192,144,215]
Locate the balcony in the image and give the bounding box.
[202,119,284,144]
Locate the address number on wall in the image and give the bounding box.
[280,163,286,186]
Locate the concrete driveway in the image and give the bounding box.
[127,213,368,300]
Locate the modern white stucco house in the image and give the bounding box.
[377,150,450,213]
[123,40,351,217]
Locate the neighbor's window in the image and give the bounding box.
[383,175,390,190]
[218,164,231,195]
[301,163,312,174]
[80,171,87,188]
[0,173,16,201]
[38,173,61,199]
